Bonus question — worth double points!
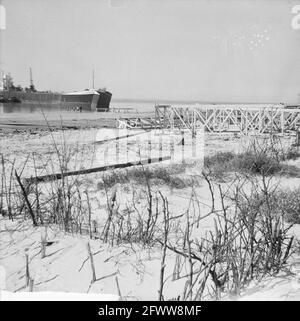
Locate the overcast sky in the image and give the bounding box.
[1,0,300,102]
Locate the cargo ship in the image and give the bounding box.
[60,88,112,111]
[1,70,112,111]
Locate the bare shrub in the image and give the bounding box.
[100,172,168,247]
[166,172,296,300]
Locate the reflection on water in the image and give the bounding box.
[0,101,155,114]
[0,102,63,114]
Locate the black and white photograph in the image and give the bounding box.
[1,0,300,307]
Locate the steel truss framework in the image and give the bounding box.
[154,105,300,135]
[117,105,300,135]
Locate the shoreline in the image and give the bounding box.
[0,110,154,133]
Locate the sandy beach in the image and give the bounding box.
[1,112,300,300]
[0,110,155,132]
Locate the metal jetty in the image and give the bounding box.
[117,104,300,135]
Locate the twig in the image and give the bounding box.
[15,170,37,226]
[86,242,96,283]
[115,276,123,300]
[158,193,169,301]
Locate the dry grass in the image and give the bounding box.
[204,138,300,181]
[97,163,198,190]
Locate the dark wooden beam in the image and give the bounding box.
[25,156,171,184]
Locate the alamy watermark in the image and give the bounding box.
[0,4,6,30]
[95,128,205,168]
[291,5,300,30]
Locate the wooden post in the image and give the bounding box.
[281,109,284,134]
[159,133,162,161]
[25,156,171,184]
[148,131,152,163]
[93,220,98,235]
[181,131,185,163]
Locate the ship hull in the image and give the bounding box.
[0,89,112,112]
[61,90,112,111]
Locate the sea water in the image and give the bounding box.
[0,100,156,114]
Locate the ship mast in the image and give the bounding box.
[92,69,95,89]
[29,67,36,92]
[30,67,33,88]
